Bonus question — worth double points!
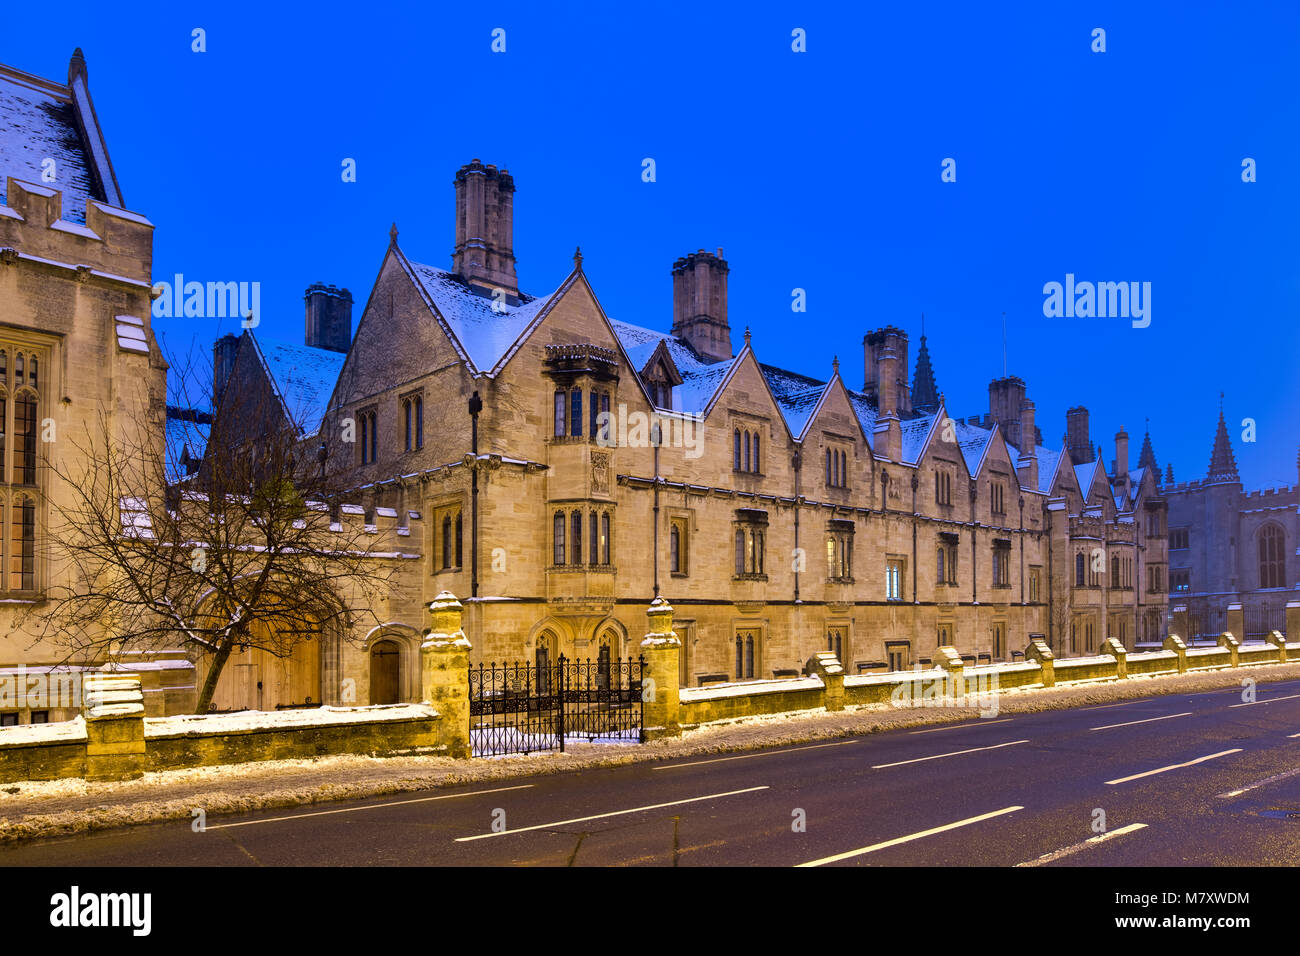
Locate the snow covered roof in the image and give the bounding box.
[0,59,109,224]
[609,318,738,415]
[900,414,937,464]
[249,334,347,435]
[407,261,552,373]
[165,410,211,476]
[760,364,827,439]
[1074,460,1102,497]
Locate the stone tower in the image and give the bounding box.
[451,159,518,296]
[671,249,732,364]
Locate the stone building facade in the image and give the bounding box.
[0,51,171,722]
[210,158,1172,705]
[1163,407,1299,640]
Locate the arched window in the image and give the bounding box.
[826,448,832,485]
[1259,524,1286,589]
[14,353,23,387]
[1075,552,1085,587]
[669,524,680,573]
[601,512,611,565]
[554,391,566,437]
[733,429,741,470]
[455,512,463,567]
[367,411,377,464]
[571,511,583,564]
[743,432,751,471]
[553,511,566,565]
[753,434,761,473]
[735,528,746,575]
[359,414,368,464]
[441,514,452,569]
[937,546,945,583]
[404,399,412,451]
[1111,555,1119,586]
[414,396,422,449]
[589,511,599,567]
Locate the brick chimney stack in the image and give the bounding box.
[865,327,906,461]
[1017,399,1038,489]
[304,283,353,353]
[988,376,1027,447]
[451,159,518,296]
[671,249,731,364]
[213,333,239,409]
[863,327,911,416]
[1066,406,1094,465]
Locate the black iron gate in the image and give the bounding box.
[468,654,645,757]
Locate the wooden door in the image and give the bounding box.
[369,640,401,705]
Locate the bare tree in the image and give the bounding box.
[24,342,397,713]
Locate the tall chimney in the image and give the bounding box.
[863,327,910,417]
[304,283,353,353]
[1114,426,1130,482]
[671,249,731,363]
[1017,399,1038,489]
[1066,406,1093,465]
[213,333,239,409]
[988,376,1028,447]
[865,327,904,461]
[451,159,518,296]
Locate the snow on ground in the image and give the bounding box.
[2,660,1297,845]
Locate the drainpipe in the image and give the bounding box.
[468,390,482,598]
[910,473,919,604]
[652,425,660,598]
[792,450,802,603]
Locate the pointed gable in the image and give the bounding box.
[247,332,347,435]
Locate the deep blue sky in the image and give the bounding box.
[7,1,1299,488]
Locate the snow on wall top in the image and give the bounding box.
[409,262,549,373]
[252,335,347,434]
[0,70,98,223]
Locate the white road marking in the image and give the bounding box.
[910,719,1013,735]
[1216,765,1300,798]
[1015,823,1148,866]
[795,806,1023,867]
[454,785,770,841]
[1105,749,1243,786]
[1288,732,1300,739]
[1229,693,1300,709]
[651,739,858,770]
[871,739,1028,769]
[1078,699,1156,712]
[1090,712,1192,731]
[205,784,535,831]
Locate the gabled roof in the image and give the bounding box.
[1074,460,1101,498]
[761,364,827,439]
[248,333,347,436]
[406,260,552,374]
[0,53,120,223]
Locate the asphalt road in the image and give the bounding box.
[6,679,1300,866]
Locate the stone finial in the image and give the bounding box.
[832,355,840,375]
[424,590,470,648]
[573,245,583,270]
[642,596,679,647]
[389,222,399,245]
[743,327,752,347]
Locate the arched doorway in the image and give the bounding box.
[369,640,402,705]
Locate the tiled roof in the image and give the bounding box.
[250,334,347,435]
[0,62,104,223]
[408,261,551,373]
